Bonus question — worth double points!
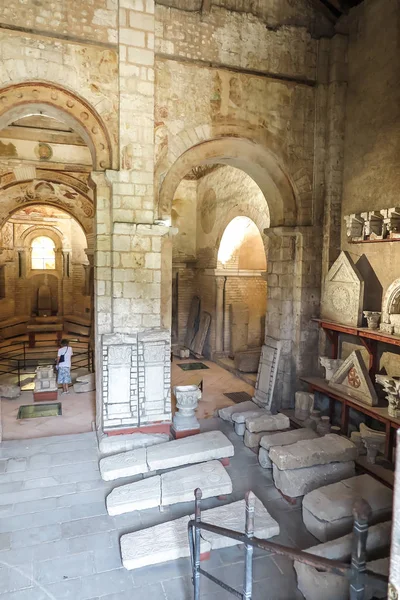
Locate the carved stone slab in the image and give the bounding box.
[161,460,232,506]
[252,336,282,409]
[191,311,211,357]
[121,494,278,570]
[99,447,149,481]
[329,350,378,406]
[269,434,357,470]
[246,413,290,434]
[106,475,161,515]
[146,430,234,472]
[273,461,356,498]
[258,428,319,469]
[184,296,200,349]
[321,251,364,326]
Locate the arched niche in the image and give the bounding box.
[158,137,298,227]
[0,82,114,170]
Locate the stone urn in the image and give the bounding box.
[173,384,201,432]
[363,311,381,330]
[319,356,344,381]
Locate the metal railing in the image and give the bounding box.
[0,338,94,385]
[188,489,389,600]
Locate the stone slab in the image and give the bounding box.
[234,348,261,373]
[302,474,392,542]
[161,460,232,506]
[269,434,358,470]
[106,475,161,516]
[200,495,279,550]
[294,521,391,600]
[99,447,149,481]
[99,432,170,457]
[258,429,319,468]
[246,413,290,434]
[273,461,355,498]
[232,409,267,424]
[147,430,234,472]
[244,429,282,449]
[253,337,282,409]
[218,401,259,422]
[121,494,277,570]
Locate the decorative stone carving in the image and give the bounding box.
[363,311,381,330]
[321,251,364,327]
[344,214,365,240]
[294,391,314,421]
[381,278,400,334]
[329,350,378,406]
[350,431,367,456]
[359,423,386,464]
[319,356,344,381]
[360,211,384,240]
[376,374,400,418]
[172,384,201,433]
[252,336,282,409]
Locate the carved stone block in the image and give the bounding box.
[329,350,378,406]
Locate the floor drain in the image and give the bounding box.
[177,362,209,371]
[17,403,62,419]
[223,392,253,404]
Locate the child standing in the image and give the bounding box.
[56,339,73,395]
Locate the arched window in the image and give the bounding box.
[31,236,56,270]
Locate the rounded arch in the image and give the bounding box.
[217,216,267,271]
[0,180,94,235]
[19,225,66,250]
[0,82,114,170]
[158,137,298,227]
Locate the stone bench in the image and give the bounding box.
[302,474,393,542]
[121,494,279,570]
[99,430,234,481]
[258,429,319,469]
[106,460,232,515]
[294,521,391,600]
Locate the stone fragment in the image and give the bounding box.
[302,474,392,542]
[121,494,277,570]
[269,434,357,470]
[74,373,96,393]
[161,460,232,507]
[319,357,344,382]
[246,413,290,434]
[321,250,364,327]
[147,430,234,472]
[218,400,259,422]
[244,429,273,449]
[359,423,386,463]
[106,476,161,515]
[272,461,355,498]
[253,337,282,409]
[294,391,314,420]
[98,432,169,457]
[294,521,391,600]
[99,447,149,481]
[0,384,21,399]
[232,409,268,436]
[258,429,319,469]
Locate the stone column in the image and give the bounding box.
[264,226,321,409]
[389,430,400,598]
[83,249,94,298]
[215,276,225,354]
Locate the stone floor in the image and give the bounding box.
[0,418,315,600]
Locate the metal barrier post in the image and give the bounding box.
[243,491,255,600]
[193,488,202,600]
[350,498,372,600]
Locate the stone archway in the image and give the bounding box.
[158,137,298,227]
[0,82,114,170]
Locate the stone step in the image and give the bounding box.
[302,474,393,542]
[106,460,232,516]
[294,521,391,600]
[121,494,280,570]
[99,430,234,481]
[258,428,319,469]
[269,434,358,471]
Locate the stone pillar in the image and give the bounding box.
[215,276,225,354]
[83,249,94,298]
[389,430,400,598]
[264,226,321,410]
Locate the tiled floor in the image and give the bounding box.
[0,418,313,600]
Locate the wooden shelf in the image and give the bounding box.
[349,238,400,244]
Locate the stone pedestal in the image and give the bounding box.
[172,384,201,438]
[34,365,58,402]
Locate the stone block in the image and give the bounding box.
[106,475,161,516]
[294,521,391,600]
[218,400,259,422]
[273,461,356,498]
[0,384,21,399]
[146,430,234,471]
[244,430,275,449]
[232,409,268,436]
[269,434,357,470]
[120,494,277,570]
[258,429,319,469]
[99,447,149,481]
[302,474,392,542]
[161,460,232,507]
[245,413,290,434]
[98,432,169,456]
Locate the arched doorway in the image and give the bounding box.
[0,82,112,438]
